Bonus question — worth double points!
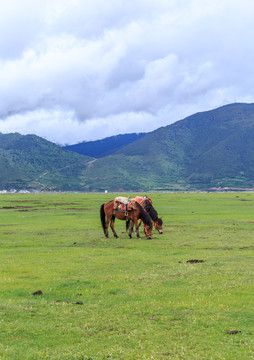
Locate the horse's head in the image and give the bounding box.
[155,218,163,234]
[144,224,153,239]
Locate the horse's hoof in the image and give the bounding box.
[129,235,132,239]
[114,235,119,238]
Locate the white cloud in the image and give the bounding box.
[1,0,254,143]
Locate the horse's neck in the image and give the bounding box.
[148,205,158,221]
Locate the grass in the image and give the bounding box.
[0,192,253,359]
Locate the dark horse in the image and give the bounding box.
[141,198,163,234]
[100,200,153,239]
[127,196,163,235]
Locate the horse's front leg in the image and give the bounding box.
[134,218,141,239]
[135,219,142,235]
[110,217,118,238]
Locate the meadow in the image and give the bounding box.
[0,192,253,360]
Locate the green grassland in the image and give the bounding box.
[0,193,253,360]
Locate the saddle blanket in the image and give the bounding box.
[131,196,152,204]
[132,196,145,204]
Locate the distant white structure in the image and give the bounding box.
[105,190,108,193]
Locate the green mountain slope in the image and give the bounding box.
[2,103,254,191]
[0,133,93,191]
[82,103,254,191]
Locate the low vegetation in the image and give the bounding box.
[0,192,253,359]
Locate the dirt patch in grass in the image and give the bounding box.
[52,203,77,206]
[2,206,34,210]
[5,200,41,203]
[65,208,88,211]
[227,330,240,334]
[205,247,233,251]
[32,290,43,296]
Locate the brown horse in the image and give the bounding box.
[130,196,163,235]
[100,200,153,239]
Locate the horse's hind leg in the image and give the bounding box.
[110,216,118,238]
[104,218,110,238]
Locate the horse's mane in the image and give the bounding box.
[143,199,158,222]
[135,201,152,228]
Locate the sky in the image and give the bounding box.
[0,0,254,145]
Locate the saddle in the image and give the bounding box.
[113,196,135,214]
[114,196,129,206]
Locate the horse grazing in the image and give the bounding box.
[100,199,153,239]
[132,196,163,235]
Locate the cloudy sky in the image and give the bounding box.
[0,0,254,144]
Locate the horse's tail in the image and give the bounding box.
[135,201,153,229]
[100,204,106,233]
[126,219,130,231]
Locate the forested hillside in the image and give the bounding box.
[0,133,93,191]
[2,103,254,191]
[80,103,254,191]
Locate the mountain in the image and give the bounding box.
[64,132,146,158]
[2,103,254,191]
[0,133,93,191]
[80,103,254,191]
